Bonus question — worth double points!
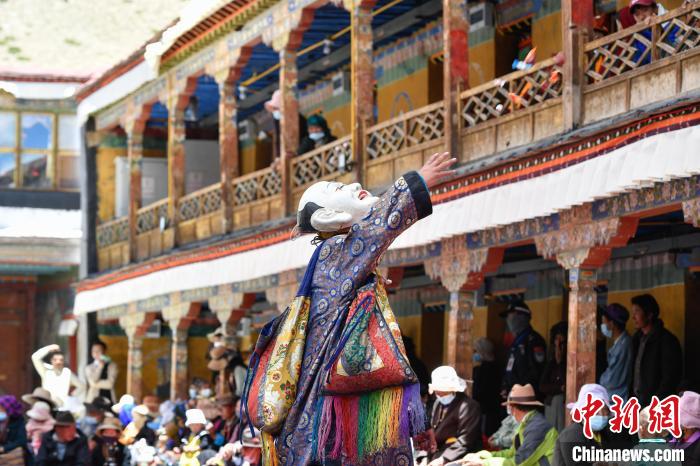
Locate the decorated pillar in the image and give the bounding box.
[216,77,238,233]
[535,208,637,414]
[682,198,700,227]
[162,302,201,401]
[443,0,469,158]
[426,236,503,379]
[349,1,376,184]
[561,0,594,129]
[167,90,187,245]
[126,128,143,262]
[265,270,300,313]
[278,49,299,215]
[118,312,156,400]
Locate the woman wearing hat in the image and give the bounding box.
[598,304,633,402]
[427,366,482,466]
[678,391,700,466]
[0,395,29,464]
[26,401,55,456]
[89,418,124,466]
[459,384,557,466]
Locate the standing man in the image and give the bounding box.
[500,302,547,400]
[31,344,84,407]
[84,341,118,403]
[598,304,633,401]
[630,294,683,406]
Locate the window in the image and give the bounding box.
[0,110,79,190]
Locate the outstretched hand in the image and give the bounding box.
[418,152,457,189]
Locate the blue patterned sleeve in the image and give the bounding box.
[322,171,432,293]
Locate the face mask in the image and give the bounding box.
[200,388,212,398]
[188,388,197,399]
[103,436,117,444]
[601,323,613,339]
[590,415,609,432]
[0,412,7,422]
[272,110,281,120]
[472,353,482,363]
[436,394,456,406]
[309,132,324,141]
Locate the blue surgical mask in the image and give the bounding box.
[0,412,7,422]
[272,110,281,120]
[309,132,324,141]
[436,394,455,406]
[188,388,197,399]
[590,415,609,432]
[472,353,482,363]
[601,323,613,339]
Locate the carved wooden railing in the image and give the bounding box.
[136,198,169,235]
[233,166,282,205]
[585,3,700,84]
[366,101,445,160]
[291,136,352,188]
[178,183,223,222]
[96,216,129,248]
[460,57,563,127]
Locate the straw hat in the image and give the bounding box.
[428,366,468,394]
[97,417,123,434]
[27,401,52,422]
[22,387,57,408]
[185,408,207,426]
[503,384,544,407]
[112,394,135,414]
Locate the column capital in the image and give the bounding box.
[162,302,200,331]
[426,236,503,292]
[118,312,156,340]
[683,198,700,227]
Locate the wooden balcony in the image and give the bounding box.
[94,1,700,272]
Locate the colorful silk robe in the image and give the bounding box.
[276,171,432,465]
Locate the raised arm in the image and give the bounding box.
[31,344,58,379]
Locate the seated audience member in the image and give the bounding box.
[35,411,89,466]
[0,395,28,461]
[677,391,700,466]
[26,401,55,456]
[629,294,682,406]
[488,415,519,451]
[458,384,557,466]
[120,404,156,447]
[598,304,633,401]
[89,417,125,466]
[623,405,681,466]
[540,322,567,432]
[180,408,214,466]
[553,384,634,466]
[427,366,482,466]
[472,337,502,437]
[297,113,337,155]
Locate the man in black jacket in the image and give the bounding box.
[35,411,89,466]
[629,294,683,406]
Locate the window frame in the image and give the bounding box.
[0,109,79,191]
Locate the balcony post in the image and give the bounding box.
[349,1,375,186]
[562,0,594,129]
[216,76,239,234]
[279,49,299,215]
[125,126,143,262]
[443,0,469,159]
[162,302,200,401]
[166,81,188,246]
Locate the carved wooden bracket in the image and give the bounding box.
[162,302,201,331]
[535,212,638,270]
[266,270,300,312]
[118,311,156,340]
[425,236,503,292]
[683,198,700,227]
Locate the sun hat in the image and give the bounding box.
[22,387,57,409]
[27,401,53,421]
[428,366,468,394]
[185,408,207,426]
[54,411,76,426]
[264,89,281,112]
[112,394,135,414]
[96,416,123,434]
[566,383,611,412]
[680,391,700,429]
[502,384,544,407]
[132,404,150,417]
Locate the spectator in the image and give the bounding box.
[112,394,135,427]
[264,89,308,164]
[84,340,118,404]
[211,394,239,447]
[21,388,58,412]
[78,396,111,439]
[623,405,681,466]
[630,294,682,406]
[629,0,675,65]
[553,384,634,466]
[500,301,547,399]
[297,114,337,155]
[89,417,125,466]
[0,395,28,463]
[471,337,502,437]
[677,391,700,466]
[31,344,85,406]
[120,404,156,447]
[599,303,633,401]
[487,415,519,450]
[26,401,55,456]
[35,411,89,466]
[459,384,557,466]
[180,409,214,466]
[402,336,431,397]
[540,322,567,432]
[427,366,482,466]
